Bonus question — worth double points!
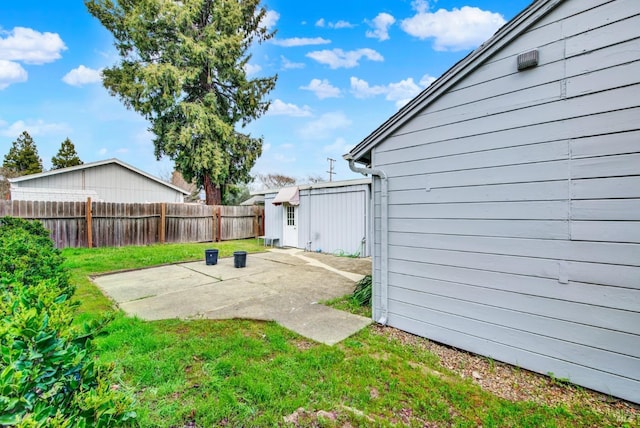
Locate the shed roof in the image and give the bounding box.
[240,195,265,206]
[254,177,371,196]
[9,158,190,195]
[347,0,561,164]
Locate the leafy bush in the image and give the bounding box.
[352,275,372,307]
[0,217,136,427]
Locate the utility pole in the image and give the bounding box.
[327,157,336,182]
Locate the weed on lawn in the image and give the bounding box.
[62,242,637,427]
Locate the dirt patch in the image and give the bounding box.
[372,325,639,424]
[302,252,372,276]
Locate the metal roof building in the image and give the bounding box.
[260,178,371,257]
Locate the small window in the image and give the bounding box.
[286,205,295,226]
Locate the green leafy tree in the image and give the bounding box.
[51,137,83,169]
[223,183,251,205]
[86,0,277,205]
[2,131,43,175]
[0,167,18,200]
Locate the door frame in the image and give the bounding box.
[282,204,298,247]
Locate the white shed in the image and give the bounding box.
[9,158,189,203]
[261,178,371,257]
[346,0,640,403]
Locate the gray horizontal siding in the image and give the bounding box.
[370,0,640,403]
[15,164,184,203]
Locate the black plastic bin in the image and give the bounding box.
[205,249,219,265]
[233,251,247,268]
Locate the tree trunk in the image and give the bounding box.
[204,174,222,205]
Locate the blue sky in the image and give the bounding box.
[0,0,531,185]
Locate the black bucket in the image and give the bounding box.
[205,249,219,265]
[233,251,247,268]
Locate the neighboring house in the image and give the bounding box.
[10,158,189,203]
[261,178,371,256]
[346,0,639,403]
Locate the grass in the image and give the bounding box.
[63,241,629,427]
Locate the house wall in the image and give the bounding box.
[264,182,371,256]
[12,163,184,203]
[371,0,640,402]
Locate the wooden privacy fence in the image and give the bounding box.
[0,199,264,248]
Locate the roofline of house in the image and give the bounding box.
[252,177,371,196]
[347,0,563,164]
[8,158,191,195]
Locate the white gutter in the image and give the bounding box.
[344,154,389,325]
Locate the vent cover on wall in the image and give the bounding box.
[517,50,539,70]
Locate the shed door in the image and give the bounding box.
[282,204,298,247]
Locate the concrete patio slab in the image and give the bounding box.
[93,249,373,345]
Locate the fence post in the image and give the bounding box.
[160,203,166,244]
[253,206,259,238]
[86,197,93,248]
[216,206,222,242]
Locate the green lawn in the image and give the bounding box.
[63,242,629,427]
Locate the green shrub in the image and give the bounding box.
[352,274,372,307]
[0,217,136,427]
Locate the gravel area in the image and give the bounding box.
[371,325,639,424]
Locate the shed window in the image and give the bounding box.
[286,205,296,226]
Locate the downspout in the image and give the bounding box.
[343,154,389,326]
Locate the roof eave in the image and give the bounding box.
[348,0,563,163]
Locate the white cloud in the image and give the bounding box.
[323,137,351,154]
[0,27,67,64]
[420,73,437,87]
[386,78,422,108]
[299,111,351,140]
[300,78,341,99]
[331,20,356,29]
[263,143,271,152]
[266,99,313,117]
[401,3,505,51]
[306,48,383,69]
[351,75,435,108]
[116,148,129,154]
[262,10,280,29]
[0,119,71,138]
[315,19,354,29]
[349,77,387,99]
[98,148,108,156]
[62,65,102,86]
[244,63,262,76]
[0,60,27,89]
[366,13,396,41]
[272,37,331,47]
[281,56,304,70]
[274,153,296,163]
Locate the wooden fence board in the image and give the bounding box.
[0,200,263,248]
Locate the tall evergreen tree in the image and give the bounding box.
[2,131,43,175]
[51,138,83,169]
[86,0,277,205]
